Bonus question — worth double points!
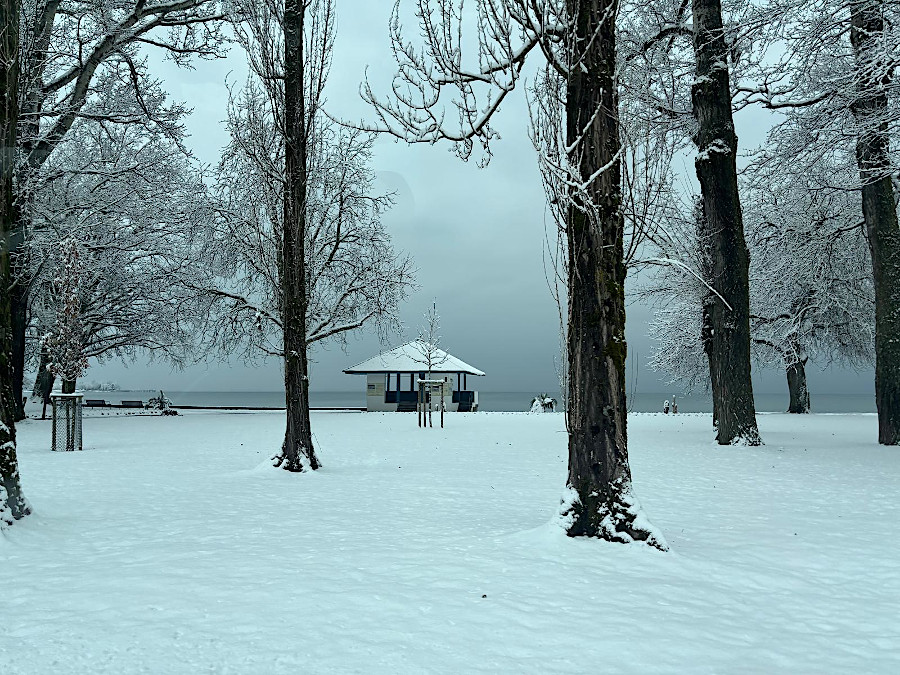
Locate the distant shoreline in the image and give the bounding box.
[51,389,876,414]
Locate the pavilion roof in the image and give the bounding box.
[343,340,485,376]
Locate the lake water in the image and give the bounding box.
[82,390,877,414]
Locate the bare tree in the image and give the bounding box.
[193,82,414,365]
[411,302,449,427]
[645,170,876,416]
[7,0,227,420]
[618,0,764,443]
[744,166,875,414]
[647,298,711,395]
[25,118,210,384]
[217,0,414,472]
[1,0,31,527]
[276,0,317,470]
[736,0,899,443]
[640,196,720,419]
[362,1,666,547]
[413,303,448,378]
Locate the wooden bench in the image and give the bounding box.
[120,400,144,408]
[84,399,108,407]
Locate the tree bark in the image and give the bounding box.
[697,200,720,429]
[1,0,32,525]
[785,358,810,414]
[8,4,58,423]
[701,298,719,428]
[690,0,761,445]
[273,0,319,472]
[850,2,900,445]
[9,182,37,425]
[10,280,26,420]
[560,0,665,549]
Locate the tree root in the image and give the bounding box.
[560,481,668,551]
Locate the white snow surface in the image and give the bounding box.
[343,340,486,375]
[2,411,898,673]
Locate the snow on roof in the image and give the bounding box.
[343,340,485,376]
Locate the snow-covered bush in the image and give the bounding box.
[147,391,177,415]
[530,394,557,413]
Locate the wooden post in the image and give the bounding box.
[440,382,444,428]
[417,381,421,427]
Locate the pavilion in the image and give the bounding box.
[343,341,485,412]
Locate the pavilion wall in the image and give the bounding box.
[364,372,475,412]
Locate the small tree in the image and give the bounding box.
[414,304,448,379]
[42,238,88,394]
[413,303,449,427]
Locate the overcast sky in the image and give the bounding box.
[82,3,874,396]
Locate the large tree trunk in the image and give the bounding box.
[559,0,665,549]
[850,2,900,445]
[10,2,64,422]
[785,358,810,414]
[690,0,761,445]
[273,0,319,472]
[1,0,32,525]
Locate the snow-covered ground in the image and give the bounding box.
[2,411,898,673]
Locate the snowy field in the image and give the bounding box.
[2,411,898,674]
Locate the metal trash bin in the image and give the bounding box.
[51,392,83,452]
